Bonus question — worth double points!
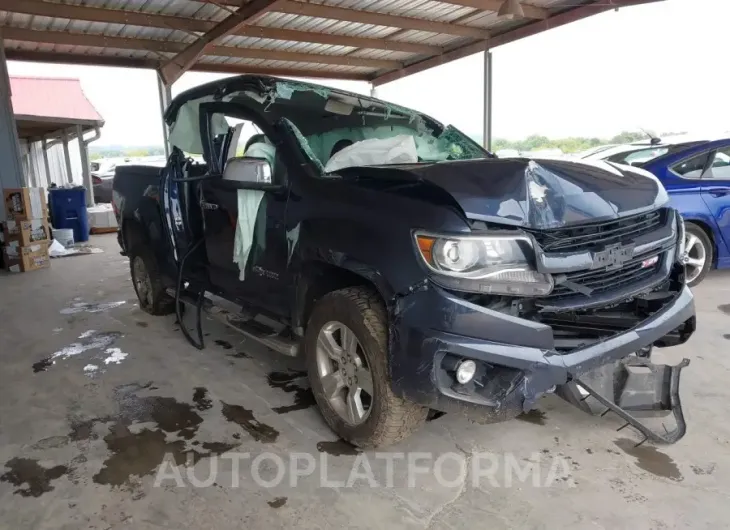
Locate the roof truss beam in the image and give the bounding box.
[275,1,491,39]
[1,27,401,70]
[0,0,442,55]
[212,0,548,20]
[159,0,283,84]
[3,49,371,81]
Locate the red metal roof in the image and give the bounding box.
[9,76,104,124]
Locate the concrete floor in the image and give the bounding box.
[1,234,729,529]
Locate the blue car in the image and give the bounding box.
[610,137,730,286]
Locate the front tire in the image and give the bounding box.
[684,223,713,287]
[305,287,428,448]
[129,246,175,315]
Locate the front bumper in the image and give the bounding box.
[389,279,695,420]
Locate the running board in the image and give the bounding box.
[169,289,300,357]
[574,357,690,445]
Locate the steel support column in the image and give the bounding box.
[41,136,51,187]
[26,141,37,187]
[0,30,26,219]
[77,124,95,206]
[482,50,493,152]
[61,129,73,184]
[157,73,172,158]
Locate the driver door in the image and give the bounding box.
[200,107,290,316]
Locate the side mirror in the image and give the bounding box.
[223,157,272,186]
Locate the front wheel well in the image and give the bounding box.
[295,263,386,334]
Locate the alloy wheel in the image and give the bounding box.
[315,321,374,425]
[683,232,707,284]
[133,256,154,309]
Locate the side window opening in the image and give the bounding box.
[670,152,710,179]
[705,147,730,180]
[219,116,264,159]
[216,113,283,185]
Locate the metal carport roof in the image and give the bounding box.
[11,75,104,140]
[0,0,660,85]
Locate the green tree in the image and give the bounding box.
[609,131,647,144]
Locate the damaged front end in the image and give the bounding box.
[526,205,694,443]
[391,200,695,443]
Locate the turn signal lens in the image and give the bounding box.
[416,235,436,264]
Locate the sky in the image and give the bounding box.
[7,0,729,146]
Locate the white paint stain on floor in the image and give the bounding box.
[50,331,120,361]
[60,301,126,315]
[102,348,128,365]
[36,331,128,376]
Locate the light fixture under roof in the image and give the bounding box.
[498,0,525,18]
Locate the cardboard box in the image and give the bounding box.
[3,241,50,273]
[4,187,48,221]
[3,218,50,246]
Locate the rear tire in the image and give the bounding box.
[305,286,428,448]
[684,223,713,287]
[129,246,175,316]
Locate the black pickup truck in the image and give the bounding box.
[113,75,695,448]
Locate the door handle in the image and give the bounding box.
[709,189,730,197]
[202,201,219,210]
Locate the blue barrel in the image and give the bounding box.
[49,188,89,243]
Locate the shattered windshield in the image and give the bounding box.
[168,79,489,171]
[265,83,489,171]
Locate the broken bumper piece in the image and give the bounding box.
[390,282,695,430]
[571,357,690,444]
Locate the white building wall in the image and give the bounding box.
[22,137,84,188]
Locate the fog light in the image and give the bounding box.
[456,360,477,384]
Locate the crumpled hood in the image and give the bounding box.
[342,157,669,229]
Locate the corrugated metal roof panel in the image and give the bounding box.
[347,48,415,61]
[317,0,474,23]
[10,75,103,123]
[220,34,356,56]
[67,0,226,20]
[257,12,403,41]
[388,29,461,47]
[0,0,648,81]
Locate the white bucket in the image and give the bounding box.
[53,228,75,248]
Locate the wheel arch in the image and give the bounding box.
[120,217,149,254]
[292,260,390,335]
[684,217,717,267]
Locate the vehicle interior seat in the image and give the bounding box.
[243,135,277,172]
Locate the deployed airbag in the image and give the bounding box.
[324,135,418,173]
[233,189,265,280]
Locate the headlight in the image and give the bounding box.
[414,231,553,296]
